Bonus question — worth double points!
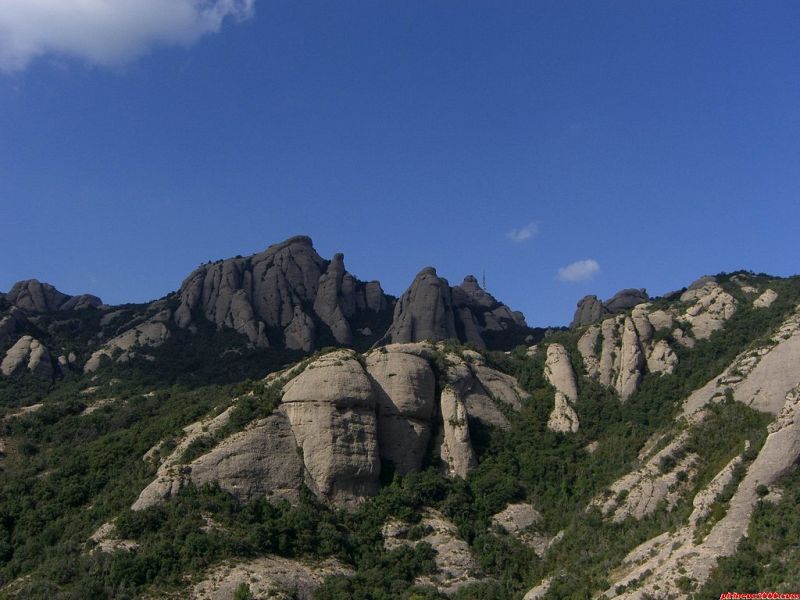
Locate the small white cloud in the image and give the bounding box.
[506,221,539,243]
[0,0,255,73]
[558,259,600,282]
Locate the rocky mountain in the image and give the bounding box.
[379,267,534,350]
[172,236,390,351]
[0,236,537,381]
[0,245,799,600]
[570,287,649,328]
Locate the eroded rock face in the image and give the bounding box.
[365,346,437,475]
[0,335,53,378]
[604,383,800,598]
[547,392,579,433]
[134,343,529,510]
[570,295,607,329]
[284,306,315,352]
[605,288,649,313]
[381,269,530,350]
[6,280,101,313]
[281,350,380,506]
[191,556,353,600]
[173,236,390,350]
[753,288,778,308]
[84,312,170,372]
[578,305,679,399]
[544,344,580,432]
[570,289,649,329]
[491,503,556,556]
[679,281,737,340]
[382,268,458,345]
[437,387,478,478]
[683,307,800,417]
[383,509,480,594]
[544,344,578,401]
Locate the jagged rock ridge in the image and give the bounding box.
[173,236,391,350]
[380,268,533,350]
[570,288,649,328]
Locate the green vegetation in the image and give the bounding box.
[0,272,798,598]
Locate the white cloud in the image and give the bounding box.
[558,259,600,282]
[506,221,539,243]
[0,0,255,73]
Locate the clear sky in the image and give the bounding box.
[1,1,799,327]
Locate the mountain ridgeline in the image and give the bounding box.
[1,236,799,600]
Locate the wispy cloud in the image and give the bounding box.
[0,0,255,73]
[558,259,600,282]
[506,221,539,243]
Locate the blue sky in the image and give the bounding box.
[1,1,799,326]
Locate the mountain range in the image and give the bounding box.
[0,236,798,599]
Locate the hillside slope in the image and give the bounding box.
[0,253,798,599]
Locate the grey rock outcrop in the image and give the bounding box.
[381,269,530,350]
[547,392,580,433]
[365,345,437,474]
[284,306,315,352]
[383,509,480,594]
[570,289,649,328]
[604,383,800,598]
[84,312,170,372]
[134,343,529,510]
[281,350,380,506]
[1,335,53,379]
[192,556,353,600]
[753,288,778,308]
[604,288,649,313]
[6,280,101,313]
[543,344,578,401]
[679,281,737,340]
[382,268,458,345]
[578,303,679,399]
[544,344,580,432]
[134,400,313,511]
[173,236,390,350]
[570,295,608,328]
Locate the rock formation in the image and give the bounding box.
[5,279,101,313]
[570,288,649,328]
[281,350,381,507]
[753,288,778,308]
[191,556,353,600]
[173,236,390,350]
[365,344,437,474]
[543,344,580,432]
[383,509,480,594]
[0,335,53,378]
[134,343,528,510]
[380,269,530,349]
[578,301,680,399]
[84,311,171,372]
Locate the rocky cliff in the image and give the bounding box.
[133,342,529,511]
[380,268,534,350]
[172,236,391,350]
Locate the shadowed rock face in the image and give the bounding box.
[133,343,529,511]
[6,280,101,313]
[172,236,390,350]
[570,288,649,328]
[380,269,531,349]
